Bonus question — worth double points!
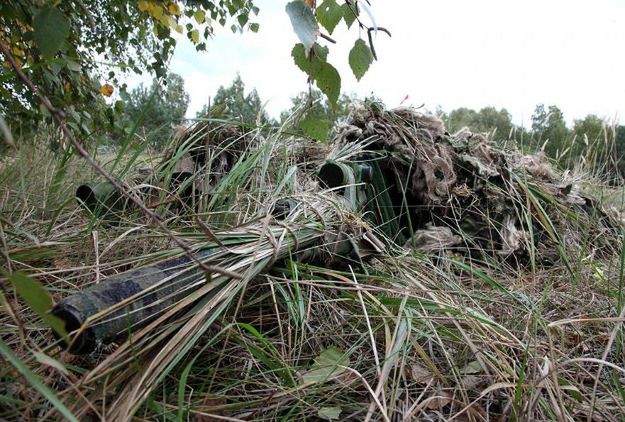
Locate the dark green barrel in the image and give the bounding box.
[52,247,225,354]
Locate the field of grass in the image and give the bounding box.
[1,110,625,421]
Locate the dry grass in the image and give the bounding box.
[1,111,624,421]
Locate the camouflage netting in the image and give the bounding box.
[332,105,621,265]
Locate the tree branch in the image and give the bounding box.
[0,40,219,277]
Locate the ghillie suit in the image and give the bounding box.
[333,105,620,266]
[158,121,256,213]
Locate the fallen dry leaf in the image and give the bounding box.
[409,363,434,384]
[426,390,452,410]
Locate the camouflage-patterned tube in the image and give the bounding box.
[52,247,226,354]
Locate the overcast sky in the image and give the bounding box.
[135,0,625,127]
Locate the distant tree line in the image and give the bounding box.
[121,73,189,148]
[438,104,625,178]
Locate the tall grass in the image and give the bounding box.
[1,114,624,421]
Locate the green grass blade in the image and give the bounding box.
[0,338,79,422]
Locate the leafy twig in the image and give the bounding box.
[344,0,391,60]
[0,40,218,278]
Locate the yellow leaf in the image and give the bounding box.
[168,2,180,15]
[194,10,205,24]
[100,83,114,97]
[175,24,183,34]
[64,81,71,93]
[138,0,148,12]
[11,46,25,57]
[151,5,163,19]
[166,15,176,28]
[306,0,314,8]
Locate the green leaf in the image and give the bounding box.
[0,339,79,422]
[292,43,310,74]
[9,272,52,314]
[8,272,67,340]
[237,13,248,27]
[300,115,330,141]
[316,0,342,34]
[318,407,342,420]
[292,43,339,105]
[285,1,319,55]
[310,60,340,105]
[250,23,259,33]
[114,100,125,113]
[190,29,200,43]
[312,43,329,61]
[341,3,357,28]
[301,346,349,385]
[33,8,69,59]
[194,10,205,24]
[293,43,329,73]
[65,60,81,72]
[348,39,373,81]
